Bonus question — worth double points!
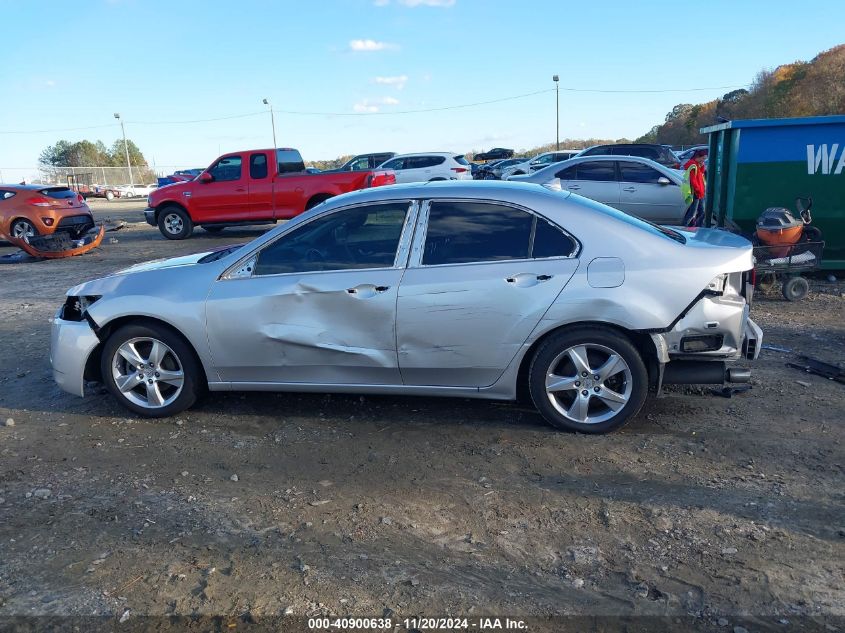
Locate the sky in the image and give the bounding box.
[1,0,844,175]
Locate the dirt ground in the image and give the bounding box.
[0,199,843,631]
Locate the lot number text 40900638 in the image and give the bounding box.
[307,617,528,630]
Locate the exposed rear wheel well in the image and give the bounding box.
[84,316,209,387]
[305,193,333,210]
[516,322,659,402]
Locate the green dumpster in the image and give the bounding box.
[701,115,845,270]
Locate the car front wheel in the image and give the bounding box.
[100,323,202,418]
[528,327,648,433]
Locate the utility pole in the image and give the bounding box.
[263,98,277,150]
[552,75,560,150]
[114,113,133,187]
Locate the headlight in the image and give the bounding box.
[60,295,101,321]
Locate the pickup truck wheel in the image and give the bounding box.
[105,191,114,201]
[528,327,648,434]
[202,226,225,233]
[158,206,193,240]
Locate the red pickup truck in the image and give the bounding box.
[144,148,395,239]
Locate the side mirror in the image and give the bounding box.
[657,176,671,185]
[199,172,213,183]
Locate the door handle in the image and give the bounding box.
[346,284,390,297]
[623,186,636,192]
[567,185,580,190]
[374,286,390,292]
[536,274,553,281]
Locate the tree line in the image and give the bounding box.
[39,139,149,168]
[637,43,845,146]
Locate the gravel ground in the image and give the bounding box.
[0,199,843,631]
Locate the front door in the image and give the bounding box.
[206,201,415,385]
[396,200,579,387]
[191,154,249,222]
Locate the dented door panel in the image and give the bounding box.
[206,269,404,384]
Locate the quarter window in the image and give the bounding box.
[533,217,577,258]
[253,203,410,276]
[209,156,242,182]
[249,153,268,179]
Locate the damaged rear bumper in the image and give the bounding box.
[50,310,99,397]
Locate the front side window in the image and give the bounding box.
[381,158,404,170]
[209,156,242,182]
[347,156,370,170]
[253,203,410,276]
[532,154,553,166]
[619,162,665,184]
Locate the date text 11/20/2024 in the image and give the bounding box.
[307,617,529,630]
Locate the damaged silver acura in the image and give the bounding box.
[51,182,761,433]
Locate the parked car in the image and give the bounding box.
[51,181,761,434]
[377,153,473,184]
[501,150,580,179]
[474,159,506,180]
[509,156,687,224]
[488,158,530,179]
[338,153,396,171]
[0,184,94,240]
[144,148,396,240]
[473,147,514,161]
[675,145,709,166]
[116,184,158,198]
[577,144,682,170]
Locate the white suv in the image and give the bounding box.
[378,153,473,184]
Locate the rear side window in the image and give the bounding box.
[618,162,664,184]
[277,149,306,175]
[576,161,616,182]
[250,153,268,179]
[424,202,533,265]
[209,156,242,182]
[555,165,577,179]
[453,155,470,166]
[40,187,76,199]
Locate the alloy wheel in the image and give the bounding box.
[544,343,633,425]
[163,213,184,235]
[111,337,185,409]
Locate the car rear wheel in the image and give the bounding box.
[100,323,202,418]
[10,219,38,240]
[528,327,648,434]
[105,191,115,201]
[158,205,193,240]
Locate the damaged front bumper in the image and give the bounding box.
[50,307,100,397]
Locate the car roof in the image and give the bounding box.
[0,184,65,191]
[390,152,460,158]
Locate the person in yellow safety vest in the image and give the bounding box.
[681,149,707,227]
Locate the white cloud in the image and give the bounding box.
[349,39,397,52]
[353,97,401,113]
[374,75,408,90]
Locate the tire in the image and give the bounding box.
[157,205,193,240]
[202,226,225,233]
[782,276,809,302]
[105,191,115,201]
[100,322,203,418]
[528,326,648,434]
[10,218,38,240]
[305,195,332,211]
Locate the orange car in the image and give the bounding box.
[0,184,95,240]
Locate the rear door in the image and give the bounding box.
[617,160,684,223]
[247,152,274,219]
[558,160,620,207]
[396,200,579,387]
[191,154,248,222]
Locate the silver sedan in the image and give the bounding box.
[51,182,761,433]
[509,155,688,225]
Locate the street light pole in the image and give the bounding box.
[552,75,560,151]
[114,113,133,187]
[263,98,277,150]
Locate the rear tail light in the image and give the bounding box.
[28,196,52,207]
[451,167,468,173]
[366,170,396,188]
[77,194,85,204]
[41,217,55,226]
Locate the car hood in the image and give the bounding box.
[114,251,219,275]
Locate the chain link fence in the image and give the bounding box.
[1,166,200,187]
